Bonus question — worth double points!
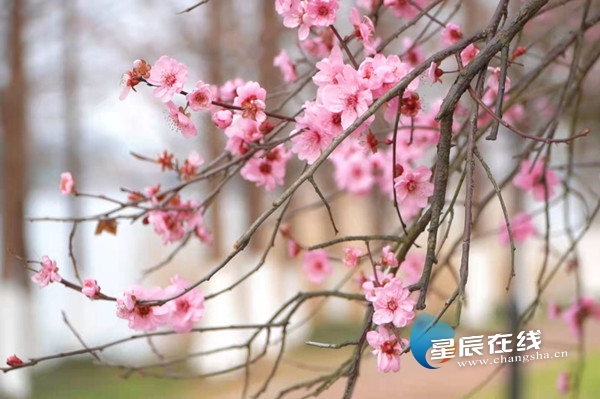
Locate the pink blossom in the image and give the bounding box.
[186,80,213,111]
[313,46,345,87]
[343,247,363,267]
[164,275,206,333]
[148,210,187,244]
[276,0,309,39]
[460,44,480,65]
[394,165,434,218]
[332,150,375,195]
[548,300,561,319]
[401,38,424,67]
[82,279,100,298]
[302,249,332,284]
[212,109,233,129]
[179,150,204,181]
[557,372,570,395]
[6,355,23,368]
[426,62,443,84]
[372,277,416,327]
[240,145,291,191]
[561,296,600,337]
[31,256,61,288]
[147,55,188,102]
[224,115,263,155]
[233,81,267,122]
[287,239,301,258]
[301,28,336,58]
[441,23,463,45]
[499,212,537,245]
[166,101,198,138]
[513,158,560,201]
[362,268,395,302]
[60,172,75,195]
[219,78,246,102]
[274,49,298,83]
[119,59,151,101]
[291,102,338,164]
[380,245,398,268]
[116,285,169,331]
[319,66,373,129]
[399,253,424,286]
[366,326,407,373]
[187,206,213,245]
[350,7,380,55]
[305,0,339,28]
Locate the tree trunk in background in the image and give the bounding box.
[63,0,83,268]
[2,0,28,287]
[0,0,32,397]
[205,0,226,259]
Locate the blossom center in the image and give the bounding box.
[259,162,272,174]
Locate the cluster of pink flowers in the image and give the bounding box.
[302,249,333,284]
[276,0,340,41]
[147,198,212,245]
[361,246,417,372]
[548,297,600,337]
[60,172,75,195]
[116,275,205,332]
[31,256,62,288]
[513,157,560,201]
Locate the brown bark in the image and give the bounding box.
[1,0,29,287]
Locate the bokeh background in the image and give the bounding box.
[1,0,600,398]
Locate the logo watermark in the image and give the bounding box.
[409,312,567,369]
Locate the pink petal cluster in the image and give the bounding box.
[31,256,62,288]
[148,199,212,245]
[233,81,267,122]
[499,212,537,245]
[147,55,188,102]
[371,277,416,328]
[319,65,373,129]
[82,279,100,298]
[342,246,363,267]
[302,249,332,284]
[441,23,463,45]
[116,276,206,332]
[460,44,480,65]
[274,49,298,83]
[394,165,434,220]
[212,109,233,129]
[366,326,408,373]
[6,355,23,368]
[380,245,398,268]
[60,172,75,195]
[513,158,560,201]
[240,145,292,191]
[224,115,264,155]
[166,101,198,138]
[186,80,213,111]
[164,275,206,333]
[399,252,424,285]
[559,297,600,337]
[276,0,340,40]
[291,101,339,164]
[116,285,170,331]
[350,7,380,55]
